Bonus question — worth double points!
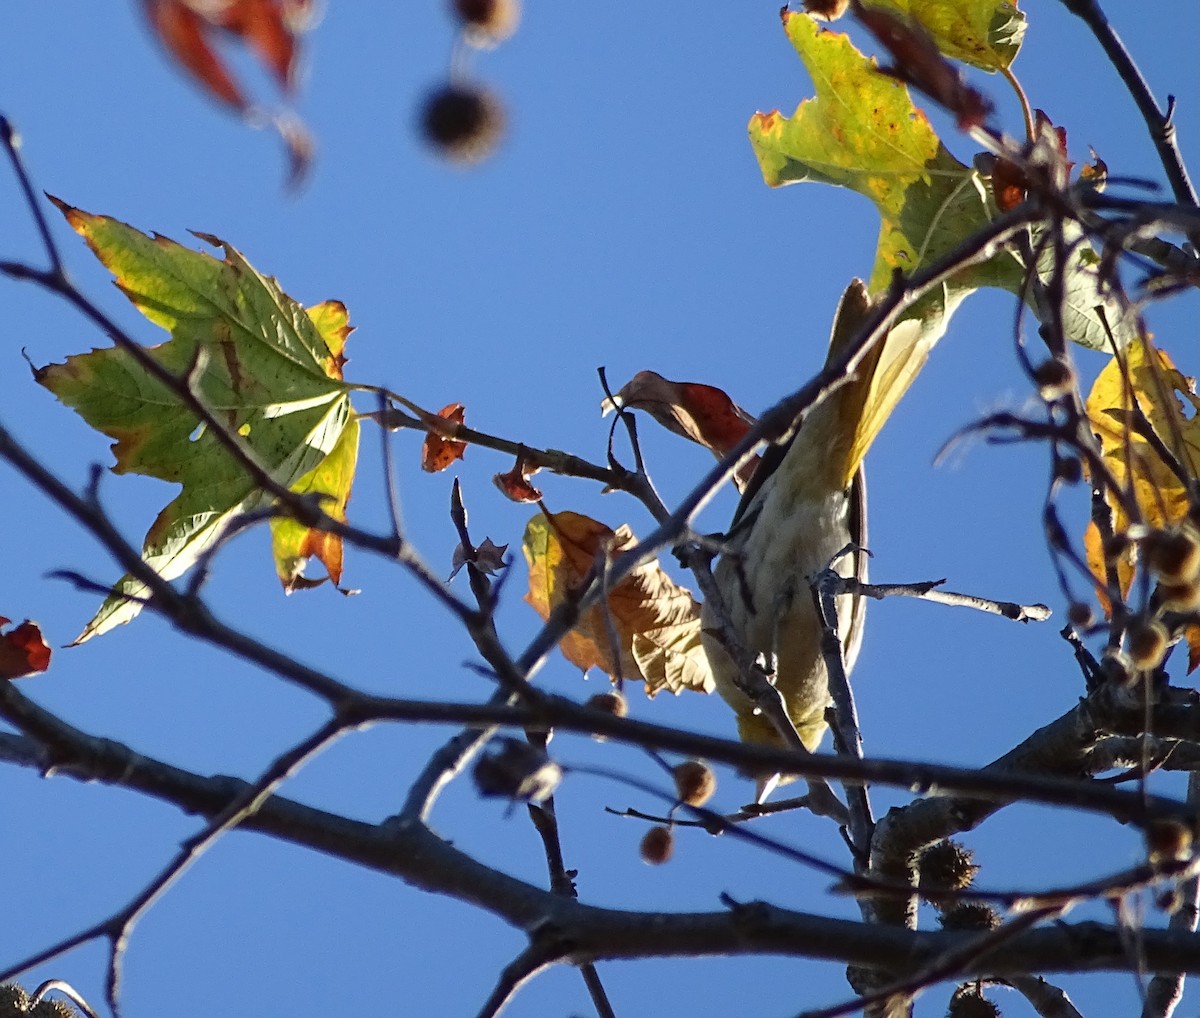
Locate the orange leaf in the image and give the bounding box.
[493,455,543,503]
[522,511,713,696]
[143,0,310,110]
[602,371,760,491]
[0,617,52,680]
[422,403,468,472]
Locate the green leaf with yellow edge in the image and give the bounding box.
[750,11,1131,360]
[522,511,713,696]
[861,0,1025,72]
[1084,339,1200,599]
[271,415,360,592]
[36,200,359,642]
[749,13,1013,306]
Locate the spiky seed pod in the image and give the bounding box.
[452,0,520,46]
[0,985,80,1017]
[419,83,505,164]
[672,760,717,808]
[1145,526,1200,585]
[1032,358,1074,401]
[917,840,979,898]
[640,825,674,865]
[938,902,1000,931]
[947,986,1001,1018]
[1126,618,1169,670]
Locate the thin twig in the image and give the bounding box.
[1058,0,1198,208]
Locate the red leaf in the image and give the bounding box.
[603,370,760,490]
[422,403,468,472]
[142,0,310,111]
[0,617,52,680]
[493,454,543,503]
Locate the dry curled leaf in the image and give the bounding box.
[0,617,52,679]
[422,403,468,472]
[493,455,543,502]
[522,510,714,696]
[602,371,760,491]
[449,537,509,580]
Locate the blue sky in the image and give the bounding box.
[3,3,1200,1016]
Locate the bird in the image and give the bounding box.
[701,279,930,769]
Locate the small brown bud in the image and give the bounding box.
[1126,618,1169,670]
[672,760,717,808]
[640,826,674,865]
[419,83,506,164]
[1032,358,1074,401]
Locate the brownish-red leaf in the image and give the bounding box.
[0,617,52,680]
[422,403,468,472]
[143,0,310,111]
[493,454,543,502]
[602,370,760,490]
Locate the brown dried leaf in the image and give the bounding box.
[493,455,543,502]
[0,617,52,679]
[522,511,714,695]
[422,403,468,472]
[602,370,760,491]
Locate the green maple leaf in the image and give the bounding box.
[749,11,1134,352]
[861,0,1026,72]
[36,200,359,642]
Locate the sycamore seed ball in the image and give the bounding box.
[1159,580,1200,613]
[1127,618,1168,670]
[947,988,1001,1018]
[419,83,506,164]
[672,760,716,808]
[939,901,1000,931]
[1067,601,1094,628]
[1146,818,1194,863]
[586,691,628,718]
[1032,357,1074,401]
[1146,526,1200,585]
[640,826,674,865]
[452,0,520,46]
